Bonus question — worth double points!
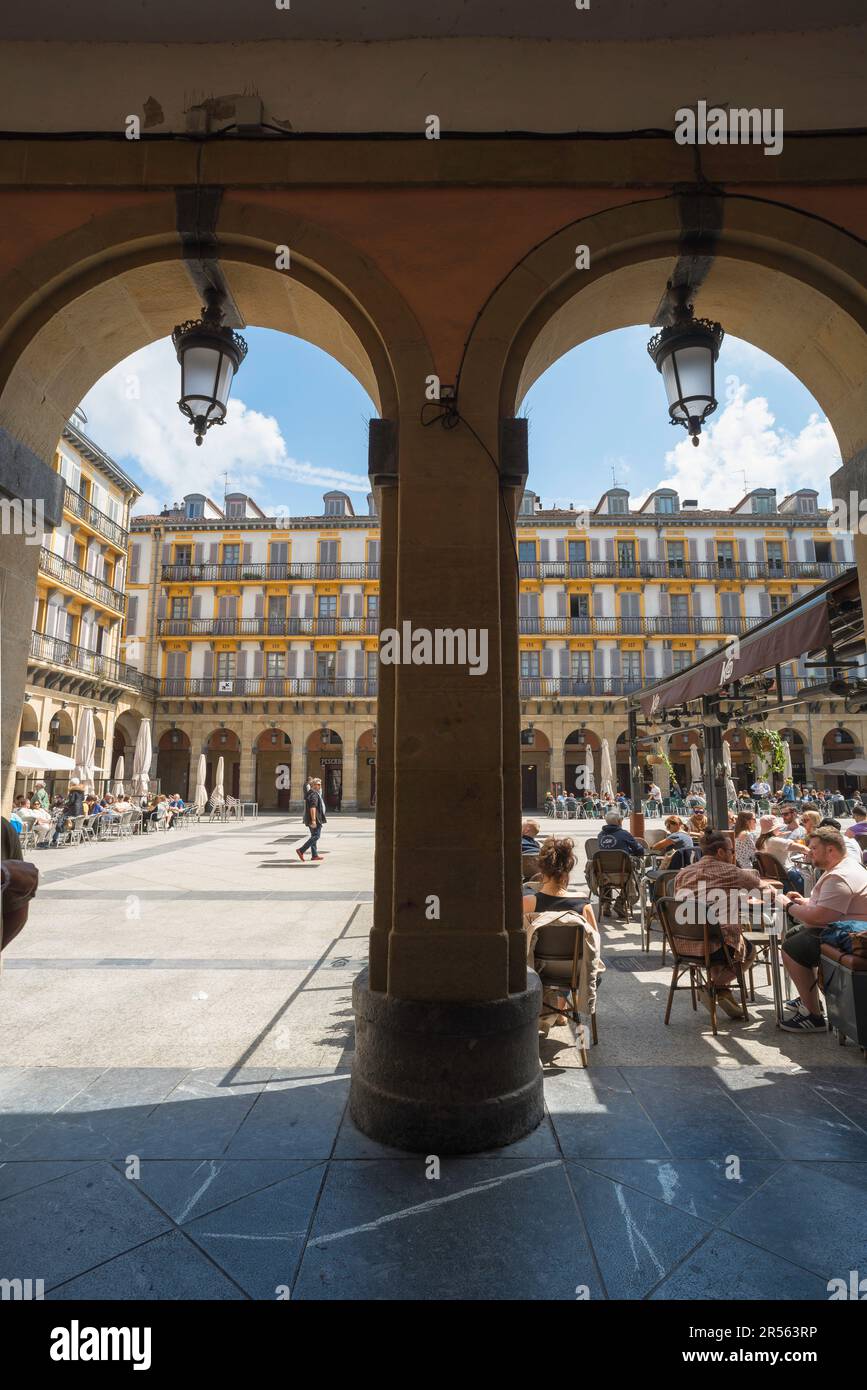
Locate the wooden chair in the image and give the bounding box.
[530,909,599,1066]
[592,849,638,920]
[656,896,750,1037]
[640,868,679,957]
[755,850,786,887]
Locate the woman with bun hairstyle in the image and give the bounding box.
[522,836,599,1030]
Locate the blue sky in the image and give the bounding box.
[81,324,841,517]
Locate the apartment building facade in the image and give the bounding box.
[125,479,863,811]
[19,419,158,792]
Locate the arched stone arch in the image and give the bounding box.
[520,726,550,809]
[356,727,377,811]
[307,728,344,812]
[564,726,601,798]
[18,702,38,744]
[255,727,292,812]
[204,727,241,799]
[157,727,192,801]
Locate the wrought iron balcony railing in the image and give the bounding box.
[39,546,126,613]
[519,675,829,700]
[30,630,157,696]
[158,616,379,637]
[161,677,378,699]
[518,616,760,637]
[161,561,380,583]
[517,560,847,582]
[63,485,128,550]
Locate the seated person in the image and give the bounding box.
[686,809,708,837]
[522,836,598,1027]
[733,810,758,868]
[777,827,867,1033]
[648,816,694,873]
[597,810,644,858]
[521,819,541,854]
[776,804,806,841]
[819,816,862,865]
[755,817,805,894]
[672,832,764,1018]
[616,793,630,817]
[845,804,867,841]
[564,794,578,816]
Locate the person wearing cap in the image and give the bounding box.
[31,781,49,812]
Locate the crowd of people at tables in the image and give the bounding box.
[522,795,867,1036]
[9,784,191,845]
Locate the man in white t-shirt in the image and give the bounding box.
[777,827,867,1033]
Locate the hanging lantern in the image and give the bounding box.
[647,283,724,447]
[172,287,248,446]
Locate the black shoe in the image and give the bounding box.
[779,1012,828,1033]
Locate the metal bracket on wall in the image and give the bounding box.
[175,187,244,329]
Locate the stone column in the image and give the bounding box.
[368,476,397,992]
[352,412,542,1154]
[239,740,257,802]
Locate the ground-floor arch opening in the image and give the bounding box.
[157,728,191,801]
[521,727,550,807]
[256,729,292,811]
[357,728,376,810]
[822,726,863,794]
[204,728,241,800]
[308,729,343,811]
[564,727,600,799]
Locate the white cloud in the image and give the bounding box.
[642,376,841,509]
[80,340,370,511]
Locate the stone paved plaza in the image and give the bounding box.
[1,813,866,1301]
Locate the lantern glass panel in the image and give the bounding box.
[664,345,714,419]
[181,346,223,420]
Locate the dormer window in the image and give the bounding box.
[753,493,775,515]
[185,496,204,520]
[655,494,676,514]
[797,494,817,515]
[519,492,536,516]
[324,497,344,516]
[608,494,628,515]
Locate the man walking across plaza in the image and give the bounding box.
[297,777,327,862]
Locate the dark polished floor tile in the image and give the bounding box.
[619,1068,779,1160]
[649,1229,829,1301]
[575,1157,781,1223]
[225,1075,349,1160]
[566,1163,708,1299]
[132,1158,321,1224]
[294,1158,603,1300]
[545,1071,669,1159]
[724,1161,867,1280]
[0,1159,98,1203]
[0,1163,171,1291]
[716,1071,867,1160]
[183,1165,326,1299]
[48,1230,246,1300]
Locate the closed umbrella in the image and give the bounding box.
[584,744,595,796]
[600,739,614,798]
[782,739,793,782]
[722,737,737,804]
[72,707,96,793]
[111,755,125,797]
[690,743,703,790]
[194,753,208,812]
[211,755,225,806]
[132,719,152,796]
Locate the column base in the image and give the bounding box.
[350,971,544,1154]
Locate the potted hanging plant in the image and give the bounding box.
[743,725,786,777]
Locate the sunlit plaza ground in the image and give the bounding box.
[1,813,866,1300]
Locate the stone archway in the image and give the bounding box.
[777,728,809,788]
[157,728,191,801]
[308,728,344,811]
[204,728,241,800]
[520,726,550,808]
[255,728,292,812]
[356,728,377,810]
[564,727,600,798]
[822,726,863,793]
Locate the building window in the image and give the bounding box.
[520,651,540,678]
[367,594,379,620]
[770,594,788,615]
[519,493,535,515]
[185,498,204,519]
[617,540,636,570]
[367,650,378,688]
[622,651,642,683]
[225,499,244,519]
[568,540,586,564]
[570,650,590,683]
[318,595,337,619]
[672,650,691,673]
[324,497,345,516]
[174,545,191,566]
[216,652,235,679]
[608,494,628,514]
[518,541,536,564]
[266,651,285,677]
[767,542,784,573]
[223,544,240,567]
[797,495,817,515]
[753,494,775,514]
[171,597,188,620]
[655,494,676,514]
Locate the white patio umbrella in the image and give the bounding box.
[584,743,595,796]
[72,706,96,793]
[111,755,125,797]
[131,719,152,796]
[690,743,703,788]
[16,746,76,771]
[782,739,793,781]
[600,739,614,797]
[211,755,225,806]
[194,753,208,812]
